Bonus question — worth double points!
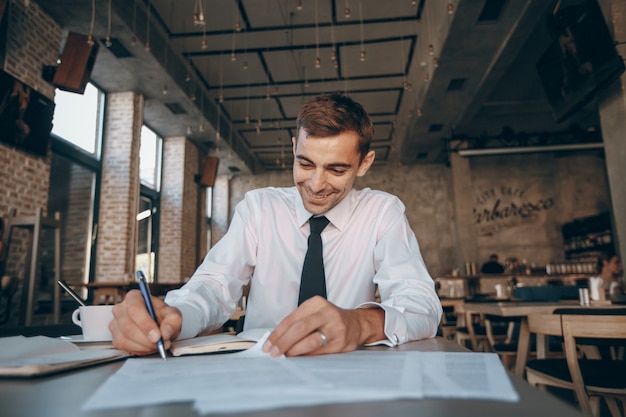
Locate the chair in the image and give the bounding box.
[485,315,519,369]
[0,276,19,325]
[455,311,509,352]
[525,312,626,417]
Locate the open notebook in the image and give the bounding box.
[170,328,270,357]
[0,335,129,377]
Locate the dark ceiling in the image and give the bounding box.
[32,0,610,176]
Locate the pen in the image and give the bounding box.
[136,271,167,360]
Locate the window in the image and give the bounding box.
[139,125,162,190]
[51,83,102,156]
[136,125,163,282]
[46,83,104,302]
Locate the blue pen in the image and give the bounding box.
[136,271,167,360]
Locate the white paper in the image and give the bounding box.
[421,352,519,402]
[83,347,518,414]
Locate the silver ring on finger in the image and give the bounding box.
[318,330,327,347]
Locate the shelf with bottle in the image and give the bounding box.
[561,212,614,260]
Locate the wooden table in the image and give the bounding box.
[462,300,625,376]
[0,337,585,417]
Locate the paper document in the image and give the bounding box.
[83,340,518,414]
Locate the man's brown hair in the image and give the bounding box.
[296,93,375,159]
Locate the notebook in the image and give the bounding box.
[0,335,129,377]
[170,328,270,357]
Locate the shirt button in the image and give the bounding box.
[392,333,399,344]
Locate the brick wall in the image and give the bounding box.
[159,136,204,283]
[0,0,61,325]
[95,92,143,282]
[1,0,59,217]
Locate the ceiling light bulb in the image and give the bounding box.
[162,84,168,95]
[417,108,423,117]
[424,72,430,82]
[433,57,439,68]
[235,21,242,31]
[105,35,112,48]
[245,114,250,124]
[231,51,237,61]
[360,50,366,62]
[199,123,205,132]
[144,41,150,51]
[315,57,321,68]
[266,91,271,100]
[428,44,434,55]
[304,79,310,88]
[243,60,249,70]
[219,94,224,103]
[411,0,417,6]
[201,39,208,49]
[186,125,193,135]
[216,131,221,139]
[296,0,303,11]
[344,7,351,18]
[130,35,137,46]
[185,73,191,82]
[447,3,454,14]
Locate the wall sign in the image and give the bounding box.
[473,185,554,236]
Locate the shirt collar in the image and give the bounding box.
[294,187,364,232]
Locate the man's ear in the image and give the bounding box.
[357,150,376,177]
[292,136,296,155]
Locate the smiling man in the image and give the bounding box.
[110,93,442,357]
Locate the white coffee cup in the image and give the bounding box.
[72,305,114,341]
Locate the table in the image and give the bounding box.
[0,337,584,417]
[463,300,625,376]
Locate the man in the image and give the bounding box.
[110,93,442,357]
[480,254,505,274]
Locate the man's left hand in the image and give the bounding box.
[262,296,385,357]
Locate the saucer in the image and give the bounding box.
[60,335,113,345]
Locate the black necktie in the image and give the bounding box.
[298,216,330,305]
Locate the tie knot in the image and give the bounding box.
[309,216,330,234]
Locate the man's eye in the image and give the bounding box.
[330,169,346,175]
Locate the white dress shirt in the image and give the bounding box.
[165,186,442,345]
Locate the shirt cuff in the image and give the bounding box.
[172,303,202,340]
[357,301,406,346]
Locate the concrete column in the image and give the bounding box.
[598,0,626,265]
[211,175,231,247]
[449,152,479,271]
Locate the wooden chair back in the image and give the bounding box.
[527,312,626,417]
[561,314,626,416]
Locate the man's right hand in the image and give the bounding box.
[109,290,182,356]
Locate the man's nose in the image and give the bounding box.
[309,169,326,191]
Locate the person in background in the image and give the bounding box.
[109,93,442,358]
[597,251,623,300]
[480,254,505,274]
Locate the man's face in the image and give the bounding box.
[292,129,375,215]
